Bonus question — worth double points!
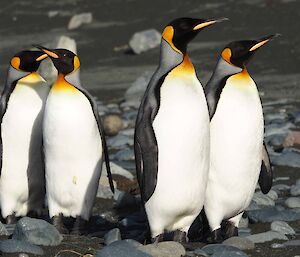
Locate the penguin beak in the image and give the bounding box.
[33,45,59,59]
[193,17,229,30]
[249,34,281,52]
[36,53,48,62]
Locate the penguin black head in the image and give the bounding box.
[10,50,48,72]
[162,17,228,55]
[221,34,279,68]
[34,45,80,75]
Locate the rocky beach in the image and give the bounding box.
[0,0,299,256]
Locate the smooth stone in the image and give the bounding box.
[0,239,44,255]
[246,201,260,211]
[120,128,135,137]
[264,122,295,137]
[247,231,288,243]
[267,190,279,201]
[202,244,248,257]
[285,197,300,208]
[114,190,140,209]
[265,113,288,124]
[104,228,121,245]
[102,162,134,180]
[107,134,134,148]
[68,12,93,30]
[238,228,252,238]
[247,207,300,222]
[138,242,186,257]
[272,184,291,192]
[13,217,63,246]
[238,215,249,228]
[266,134,286,147]
[4,223,15,236]
[129,29,161,54]
[283,240,300,247]
[271,221,295,235]
[271,243,286,249]
[103,114,123,136]
[252,192,275,206]
[270,148,300,168]
[114,148,135,161]
[283,131,300,147]
[291,185,300,196]
[96,240,149,257]
[193,248,209,257]
[0,221,9,236]
[223,237,255,250]
[124,71,153,102]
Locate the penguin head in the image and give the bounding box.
[221,34,279,68]
[162,17,228,55]
[34,46,80,75]
[10,50,48,73]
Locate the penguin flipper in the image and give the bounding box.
[76,88,115,193]
[258,142,273,194]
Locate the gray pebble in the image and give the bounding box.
[247,231,288,243]
[272,184,291,192]
[0,221,9,236]
[104,228,121,245]
[120,128,135,137]
[285,197,300,208]
[13,217,63,246]
[270,148,300,168]
[271,221,295,235]
[238,228,252,237]
[114,190,140,209]
[138,241,186,257]
[108,134,134,148]
[271,243,285,249]
[202,244,248,257]
[283,240,300,247]
[0,239,44,255]
[103,114,123,136]
[114,148,135,161]
[290,185,300,196]
[252,192,275,207]
[223,236,255,250]
[296,178,300,186]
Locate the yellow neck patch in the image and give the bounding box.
[162,26,182,55]
[18,72,45,84]
[52,74,78,93]
[168,54,195,77]
[227,69,254,88]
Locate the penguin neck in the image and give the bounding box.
[168,53,195,77]
[52,73,77,93]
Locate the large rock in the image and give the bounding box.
[129,29,161,54]
[247,207,300,223]
[12,217,63,246]
[96,239,150,257]
[285,197,300,208]
[124,71,153,102]
[0,221,9,236]
[0,239,44,255]
[202,244,248,257]
[68,12,93,30]
[223,236,255,250]
[138,241,186,257]
[102,162,134,180]
[271,221,295,235]
[103,114,123,136]
[247,231,288,243]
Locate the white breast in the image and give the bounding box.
[0,75,49,218]
[43,87,103,220]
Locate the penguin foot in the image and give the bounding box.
[6,214,17,224]
[173,230,188,243]
[223,221,238,239]
[151,234,164,244]
[70,216,88,235]
[52,214,69,234]
[208,228,223,243]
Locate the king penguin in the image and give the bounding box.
[35,46,114,234]
[134,17,227,243]
[204,35,277,242]
[0,50,49,224]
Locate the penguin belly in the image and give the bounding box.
[145,74,210,237]
[43,85,103,220]
[0,74,49,218]
[205,77,264,230]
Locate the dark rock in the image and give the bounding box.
[103,114,123,136]
[104,228,121,245]
[129,29,161,54]
[202,244,248,257]
[247,231,288,243]
[138,241,186,257]
[292,111,300,124]
[285,197,300,208]
[271,221,295,235]
[114,190,140,209]
[96,240,150,257]
[0,239,44,255]
[248,207,300,223]
[12,217,63,246]
[223,236,255,250]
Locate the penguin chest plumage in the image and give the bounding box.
[43,78,103,220]
[206,71,264,221]
[0,73,49,217]
[145,60,210,234]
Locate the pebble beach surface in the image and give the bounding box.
[0,0,299,256]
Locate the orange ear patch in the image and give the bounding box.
[73,56,80,71]
[162,26,182,55]
[221,48,232,64]
[10,57,21,70]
